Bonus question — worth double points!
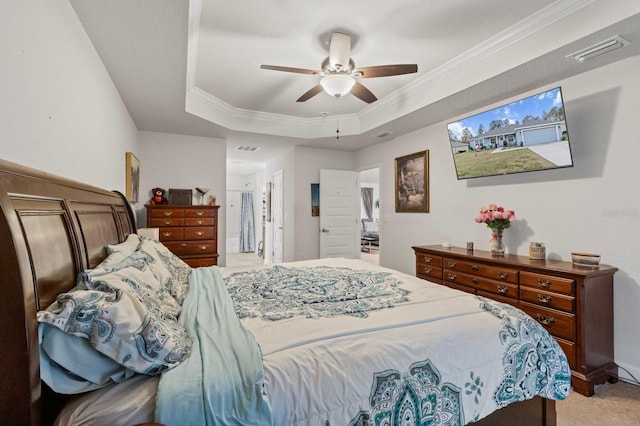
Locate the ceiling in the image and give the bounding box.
[69,1,640,175]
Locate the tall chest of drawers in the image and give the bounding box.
[146,205,219,267]
[413,245,618,397]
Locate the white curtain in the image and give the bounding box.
[239,192,255,252]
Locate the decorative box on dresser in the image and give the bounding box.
[412,244,618,397]
[146,205,219,267]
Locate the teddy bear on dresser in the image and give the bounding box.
[149,187,168,205]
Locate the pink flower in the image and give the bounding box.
[475,204,517,231]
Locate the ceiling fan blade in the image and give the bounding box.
[260,65,318,75]
[351,82,377,103]
[356,64,418,78]
[296,84,324,102]
[329,32,351,71]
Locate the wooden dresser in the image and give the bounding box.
[146,205,219,267]
[412,244,618,397]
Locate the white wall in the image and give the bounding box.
[138,131,227,265]
[0,1,138,188]
[356,55,640,383]
[294,147,356,261]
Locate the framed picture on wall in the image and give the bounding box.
[125,152,140,203]
[395,150,429,213]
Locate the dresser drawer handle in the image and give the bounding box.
[447,273,457,281]
[196,220,204,225]
[180,243,188,247]
[162,232,172,237]
[497,271,508,280]
[163,220,172,225]
[196,231,204,236]
[537,278,551,288]
[163,211,173,216]
[423,256,432,263]
[199,244,209,250]
[447,261,456,268]
[497,285,508,294]
[423,267,432,274]
[535,314,556,326]
[472,278,479,284]
[471,265,479,271]
[196,211,204,216]
[538,294,552,304]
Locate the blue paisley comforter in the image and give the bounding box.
[222,258,570,426]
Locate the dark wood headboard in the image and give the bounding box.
[0,159,136,425]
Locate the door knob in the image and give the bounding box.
[321,228,330,233]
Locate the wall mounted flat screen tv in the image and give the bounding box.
[447,87,574,180]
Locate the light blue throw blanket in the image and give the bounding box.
[155,266,272,425]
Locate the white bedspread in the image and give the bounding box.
[223,258,570,425]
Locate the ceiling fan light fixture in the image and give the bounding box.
[320,74,355,97]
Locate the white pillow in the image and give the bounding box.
[107,233,140,257]
[364,221,378,233]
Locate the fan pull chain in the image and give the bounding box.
[335,96,340,139]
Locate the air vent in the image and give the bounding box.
[235,146,261,152]
[567,35,629,63]
[374,130,393,139]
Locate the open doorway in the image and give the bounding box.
[359,167,380,265]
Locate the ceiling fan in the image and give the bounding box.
[260,32,418,103]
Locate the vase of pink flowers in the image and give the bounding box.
[475,204,516,255]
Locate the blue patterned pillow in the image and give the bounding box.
[138,237,191,305]
[38,261,192,375]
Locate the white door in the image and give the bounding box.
[272,170,284,263]
[320,169,359,258]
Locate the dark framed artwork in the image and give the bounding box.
[125,152,140,203]
[311,183,319,217]
[395,150,429,213]
[168,189,192,205]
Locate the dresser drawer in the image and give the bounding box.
[158,227,184,241]
[185,209,215,218]
[520,301,575,341]
[416,265,442,281]
[444,257,517,284]
[184,217,215,227]
[416,253,442,267]
[445,281,475,295]
[149,217,185,227]
[164,240,216,256]
[555,337,576,370]
[444,270,518,299]
[149,209,185,218]
[520,271,574,296]
[520,286,574,312]
[185,257,217,267]
[184,227,215,240]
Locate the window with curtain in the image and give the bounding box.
[239,192,255,252]
[361,187,373,220]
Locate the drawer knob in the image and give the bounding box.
[197,220,204,225]
[162,232,172,237]
[196,231,204,236]
[423,267,432,274]
[535,313,556,326]
[163,220,172,225]
[163,211,173,216]
[538,294,552,304]
[424,257,433,263]
[196,211,204,216]
[497,285,508,294]
[472,278,479,284]
[537,278,551,288]
[199,244,208,250]
[181,243,188,247]
[497,271,508,280]
[447,273,457,281]
[471,265,479,271]
[448,261,456,268]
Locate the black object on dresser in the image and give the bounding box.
[413,244,618,397]
[146,204,219,267]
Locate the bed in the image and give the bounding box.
[0,159,570,426]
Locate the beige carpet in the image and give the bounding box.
[557,381,640,425]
